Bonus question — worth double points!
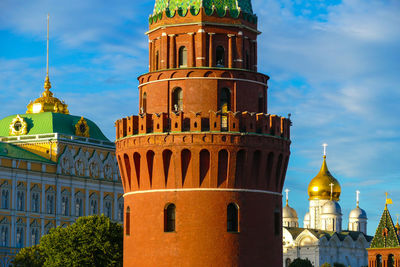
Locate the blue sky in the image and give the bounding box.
[0,0,399,234]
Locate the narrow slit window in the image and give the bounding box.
[227,203,239,232]
[178,46,187,67]
[164,204,176,232]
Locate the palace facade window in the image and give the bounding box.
[89,193,98,215]
[45,187,55,214]
[61,190,70,216]
[1,187,9,210]
[103,195,113,218]
[16,226,24,248]
[30,185,40,213]
[75,191,83,216]
[16,183,26,211]
[118,197,124,222]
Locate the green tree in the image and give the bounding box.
[288,258,313,267]
[321,263,332,267]
[13,245,45,267]
[333,263,346,267]
[13,215,123,267]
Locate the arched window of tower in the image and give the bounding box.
[133,152,141,189]
[274,209,281,236]
[246,51,250,70]
[258,93,264,113]
[126,206,131,236]
[199,149,210,186]
[172,87,183,112]
[235,150,246,187]
[124,154,131,190]
[376,254,382,267]
[216,46,225,67]
[252,150,261,186]
[227,203,239,232]
[162,150,172,186]
[155,51,159,70]
[178,46,187,68]
[275,154,283,191]
[146,151,155,186]
[142,92,147,113]
[217,150,228,187]
[164,203,176,232]
[181,149,191,186]
[220,88,231,129]
[388,254,395,267]
[265,152,274,188]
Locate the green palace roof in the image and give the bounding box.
[0,112,110,142]
[153,0,254,15]
[0,142,53,164]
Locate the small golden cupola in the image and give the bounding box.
[307,144,341,201]
[26,14,69,115]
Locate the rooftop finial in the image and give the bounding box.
[322,143,328,158]
[385,192,393,210]
[356,190,360,207]
[43,13,53,95]
[329,183,334,201]
[285,188,290,206]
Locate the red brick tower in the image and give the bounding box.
[115,1,291,266]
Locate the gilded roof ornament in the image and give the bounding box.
[75,117,90,138]
[26,14,69,115]
[307,144,341,201]
[9,115,28,136]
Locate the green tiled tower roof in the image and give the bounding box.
[153,0,254,15]
[370,205,400,248]
[0,112,110,142]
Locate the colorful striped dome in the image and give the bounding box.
[153,0,254,15]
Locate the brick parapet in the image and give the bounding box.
[115,111,290,141]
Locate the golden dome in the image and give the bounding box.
[307,155,341,201]
[26,76,69,114]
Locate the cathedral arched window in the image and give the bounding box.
[164,203,176,232]
[227,203,239,232]
[178,46,188,67]
[172,87,183,112]
[216,46,225,67]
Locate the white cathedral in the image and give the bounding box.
[282,148,372,267]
